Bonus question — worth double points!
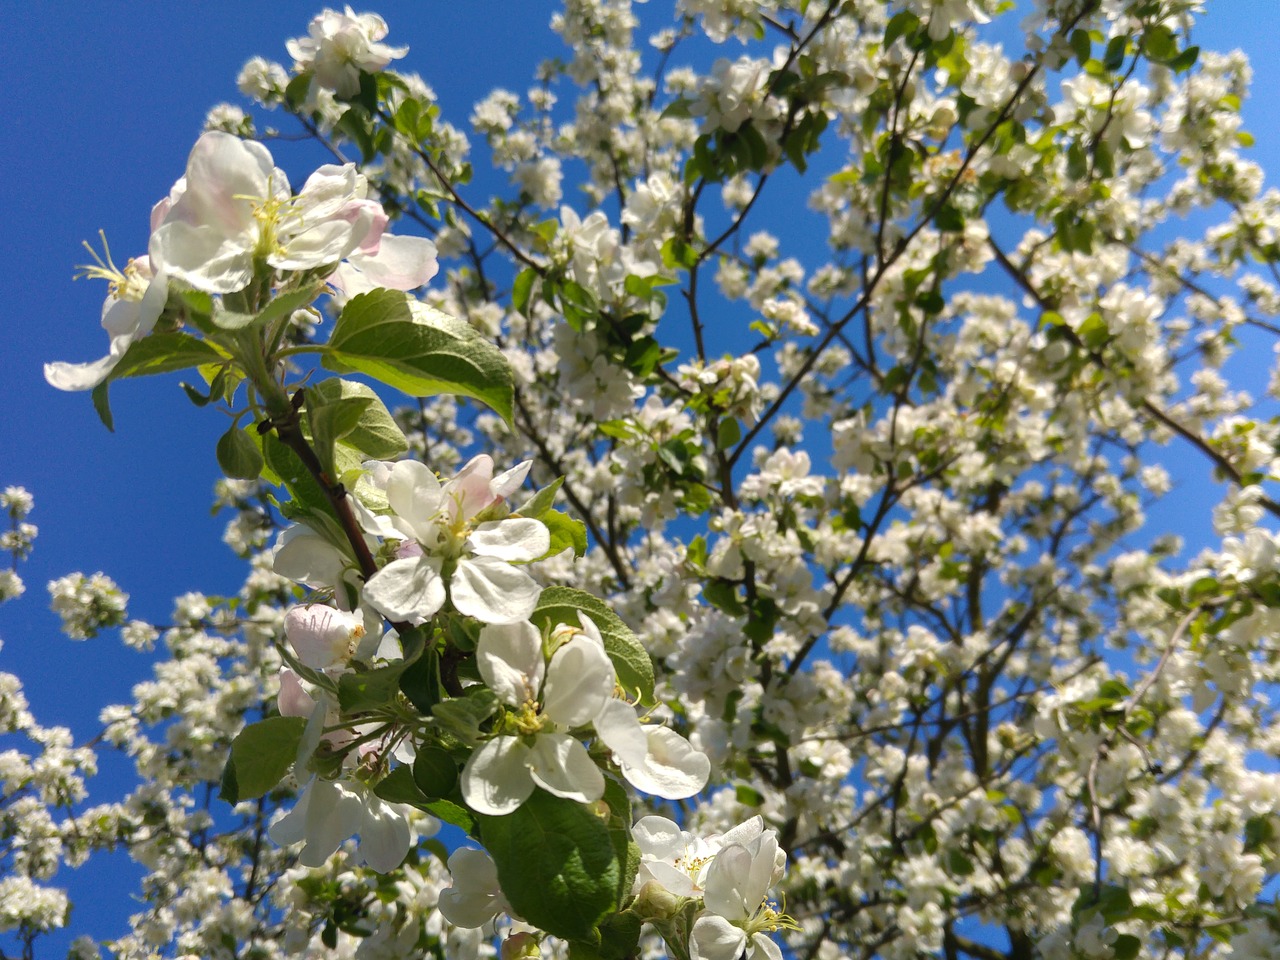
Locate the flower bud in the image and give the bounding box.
[630,879,684,922]
[501,932,540,960]
[284,604,364,669]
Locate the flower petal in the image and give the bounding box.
[527,732,604,804]
[461,737,535,816]
[690,914,747,960]
[347,233,439,290]
[358,797,411,872]
[542,639,615,728]
[703,844,752,922]
[618,726,710,800]
[450,555,541,624]
[439,848,506,928]
[363,556,445,621]
[299,779,364,867]
[469,519,550,562]
[477,620,545,707]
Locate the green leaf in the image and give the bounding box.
[478,791,620,942]
[512,267,538,316]
[569,913,642,960]
[883,10,918,48]
[219,716,307,803]
[216,424,265,480]
[258,431,336,520]
[1103,35,1128,72]
[1112,935,1140,960]
[306,387,374,481]
[338,659,413,714]
[530,586,654,703]
[517,477,564,519]
[399,644,443,714]
[308,378,409,463]
[89,332,228,430]
[716,418,741,451]
[325,289,514,423]
[373,765,432,806]
[413,747,460,799]
[540,509,589,559]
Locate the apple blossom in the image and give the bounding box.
[286,7,407,97]
[360,457,549,624]
[437,848,511,929]
[44,246,169,392]
[267,775,414,873]
[459,619,613,815]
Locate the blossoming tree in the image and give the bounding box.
[7,2,1280,959]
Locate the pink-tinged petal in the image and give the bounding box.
[450,556,541,625]
[363,556,445,621]
[358,798,411,872]
[703,845,752,922]
[542,639,614,728]
[177,132,276,237]
[527,733,604,803]
[277,669,316,718]
[477,621,545,707]
[617,726,710,800]
[447,455,497,521]
[300,779,364,867]
[594,699,650,766]
[461,737,535,816]
[690,914,747,960]
[469,519,550,562]
[347,234,439,290]
[284,604,364,670]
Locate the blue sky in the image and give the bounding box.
[3,0,1280,950]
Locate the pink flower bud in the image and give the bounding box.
[284,604,364,669]
[277,668,316,718]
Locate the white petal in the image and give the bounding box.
[690,914,747,960]
[461,737,535,816]
[439,848,505,928]
[358,798,412,872]
[632,816,685,860]
[363,556,445,621]
[385,460,443,542]
[593,698,649,766]
[477,621,545,707]
[44,353,124,392]
[542,640,615,729]
[469,519,550,562]
[347,233,439,290]
[450,556,541,624]
[300,779,364,867]
[491,460,533,500]
[703,845,752,922]
[271,218,360,270]
[273,525,348,589]
[526,733,604,803]
[749,933,784,960]
[268,781,314,847]
[149,219,254,294]
[618,726,710,800]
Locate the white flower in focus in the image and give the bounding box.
[438,848,511,928]
[460,620,614,815]
[268,776,411,872]
[689,824,791,960]
[287,7,408,97]
[361,457,549,624]
[45,248,169,392]
[149,132,387,294]
[594,698,710,799]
